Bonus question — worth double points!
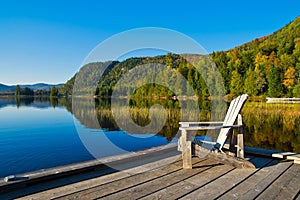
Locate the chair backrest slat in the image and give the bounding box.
[215,94,248,150]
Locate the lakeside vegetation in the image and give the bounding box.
[8,84,60,98]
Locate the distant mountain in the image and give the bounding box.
[0,83,63,92]
[20,83,64,91]
[0,84,15,92]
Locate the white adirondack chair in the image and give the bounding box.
[178,94,255,169]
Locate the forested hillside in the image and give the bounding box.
[59,61,117,96]
[212,16,300,97]
[60,16,300,98]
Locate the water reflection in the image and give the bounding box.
[68,97,218,142]
[65,97,300,153]
[242,102,300,153]
[0,96,59,109]
[1,97,299,153]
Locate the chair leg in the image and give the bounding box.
[181,129,192,169]
[237,114,245,158]
[228,128,236,156]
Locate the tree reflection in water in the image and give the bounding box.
[59,97,300,153]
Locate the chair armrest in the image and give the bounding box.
[179,124,242,131]
[179,121,224,127]
[179,121,224,124]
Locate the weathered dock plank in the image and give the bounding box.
[15,156,179,200]
[101,158,224,200]
[53,159,186,200]
[140,162,234,200]
[178,156,272,200]
[256,163,300,200]
[217,160,293,200]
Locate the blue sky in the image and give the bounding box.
[0,0,299,85]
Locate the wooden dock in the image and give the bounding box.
[0,144,300,200]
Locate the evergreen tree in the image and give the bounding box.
[293,84,300,97]
[230,70,243,96]
[50,86,59,98]
[21,87,34,96]
[186,67,194,96]
[166,53,173,68]
[244,69,258,96]
[267,66,282,97]
[15,85,20,96]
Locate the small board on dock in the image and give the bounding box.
[272,152,300,164]
[266,97,300,103]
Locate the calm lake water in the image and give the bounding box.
[0,97,299,177]
[0,97,171,177]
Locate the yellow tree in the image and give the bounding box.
[254,52,268,69]
[283,66,296,90]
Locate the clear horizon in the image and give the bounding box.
[0,0,299,85]
[0,82,64,86]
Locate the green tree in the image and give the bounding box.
[279,54,295,71]
[20,87,34,96]
[50,86,59,98]
[253,66,267,94]
[212,51,230,93]
[292,84,300,97]
[186,67,194,96]
[230,70,243,96]
[166,53,173,68]
[244,69,258,96]
[267,66,283,97]
[15,85,20,96]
